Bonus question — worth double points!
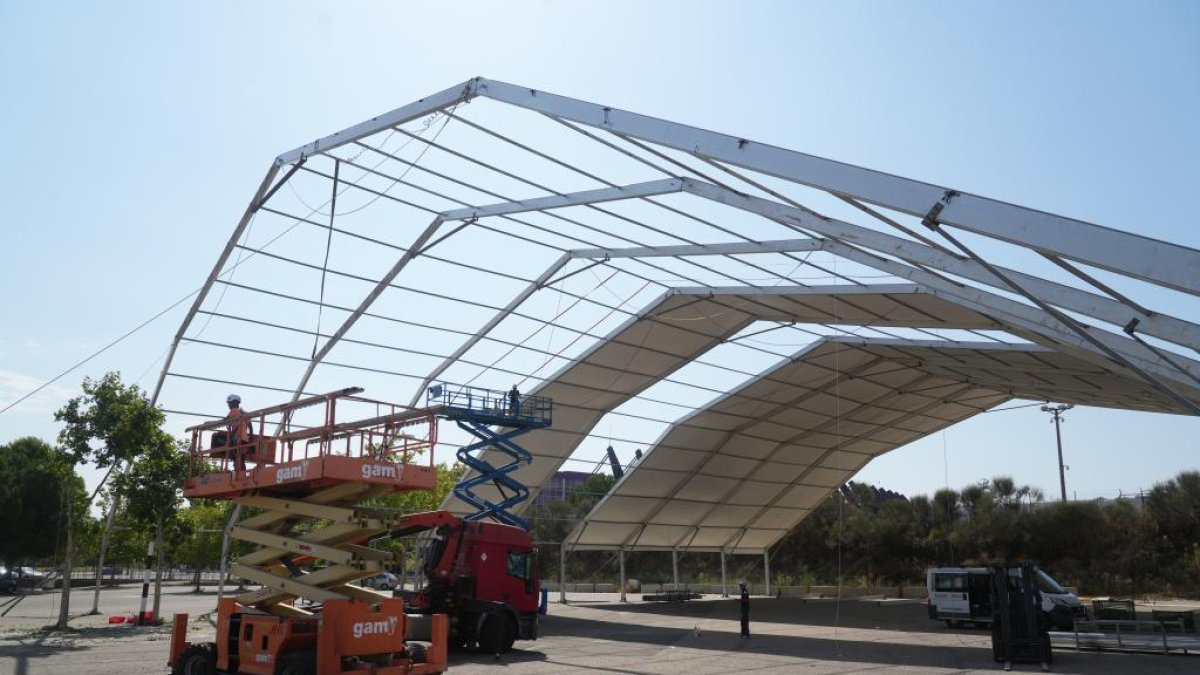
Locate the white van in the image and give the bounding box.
[926,566,1086,630]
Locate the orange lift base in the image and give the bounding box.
[169,600,449,675]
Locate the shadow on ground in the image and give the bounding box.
[0,631,94,675]
[539,600,1185,674]
[578,596,949,633]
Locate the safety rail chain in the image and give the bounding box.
[427,383,552,531]
[181,388,442,616]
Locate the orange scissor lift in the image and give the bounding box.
[169,387,450,675]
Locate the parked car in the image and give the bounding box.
[0,571,16,594]
[17,567,45,579]
[361,572,398,591]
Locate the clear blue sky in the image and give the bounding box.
[1,1,1197,501]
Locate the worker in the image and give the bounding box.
[509,385,521,416]
[225,394,252,470]
[739,581,750,637]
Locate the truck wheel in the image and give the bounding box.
[173,643,216,675]
[276,650,316,675]
[501,615,518,653]
[478,615,505,655]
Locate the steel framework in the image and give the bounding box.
[153,77,1200,560]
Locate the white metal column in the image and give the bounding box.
[671,549,679,587]
[720,549,728,598]
[559,543,567,604]
[619,547,627,602]
[763,551,771,597]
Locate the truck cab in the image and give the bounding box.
[396,515,541,653]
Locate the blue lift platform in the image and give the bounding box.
[427,383,552,531]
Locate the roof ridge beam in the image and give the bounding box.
[476,78,1200,295]
[570,237,824,260]
[440,178,683,221]
[276,78,481,165]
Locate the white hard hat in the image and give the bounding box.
[227,393,241,405]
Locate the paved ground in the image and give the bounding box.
[1,585,1195,674]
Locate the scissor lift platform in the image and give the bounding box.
[171,388,449,675]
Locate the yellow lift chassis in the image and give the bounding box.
[169,388,449,675]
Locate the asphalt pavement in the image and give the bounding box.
[1,586,1195,674]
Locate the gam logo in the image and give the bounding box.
[276,461,309,484]
[361,463,398,480]
[351,616,398,639]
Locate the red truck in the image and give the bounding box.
[385,510,541,654]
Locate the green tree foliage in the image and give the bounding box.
[112,436,188,529]
[0,437,87,564]
[173,500,231,590]
[55,371,180,623]
[55,372,166,469]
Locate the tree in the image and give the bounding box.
[0,437,84,566]
[55,371,171,625]
[173,500,230,592]
[112,434,188,619]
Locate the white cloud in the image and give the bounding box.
[0,369,78,414]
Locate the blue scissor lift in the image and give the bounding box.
[427,384,552,530]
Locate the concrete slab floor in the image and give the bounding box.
[1,587,1194,674]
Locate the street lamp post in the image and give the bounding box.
[1040,404,1073,502]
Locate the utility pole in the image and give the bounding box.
[1040,404,1073,502]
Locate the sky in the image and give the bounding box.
[0,1,1197,503]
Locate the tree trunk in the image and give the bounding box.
[56,492,74,629]
[193,568,201,594]
[90,491,120,615]
[151,515,165,622]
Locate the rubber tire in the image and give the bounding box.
[501,615,518,653]
[276,650,316,675]
[478,614,505,655]
[406,642,428,664]
[173,643,217,675]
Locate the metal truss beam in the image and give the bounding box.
[440,178,683,221]
[276,79,481,165]
[675,182,1198,348]
[569,237,824,260]
[681,179,1200,396]
[474,78,1200,295]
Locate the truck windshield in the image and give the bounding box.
[1036,569,1067,594]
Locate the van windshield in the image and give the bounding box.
[1036,569,1067,594]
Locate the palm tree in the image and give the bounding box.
[991,476,1017,509]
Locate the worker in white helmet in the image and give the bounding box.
[225,394,251,470]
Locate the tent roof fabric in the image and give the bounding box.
[442,285,1196,523]
[565,335,1177,554]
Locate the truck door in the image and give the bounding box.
[931,572,969,619]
